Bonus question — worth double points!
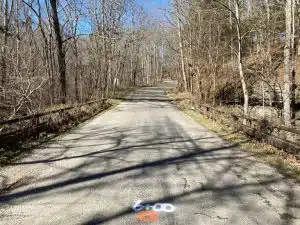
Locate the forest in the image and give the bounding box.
[0,0,164,121]
[0,0,299,127]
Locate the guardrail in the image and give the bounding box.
[0,99,107,147]
[196,104,300,155]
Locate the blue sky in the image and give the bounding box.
[136,0,169,7]
[76,0,170,34]
[136,0,169,19]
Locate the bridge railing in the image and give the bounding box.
[0,99,107,147]
[197,104,300,155]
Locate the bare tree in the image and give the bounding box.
[283,0,295,125]
[50,0,67,104]
[234,0,249,118]
[1,0,14,85]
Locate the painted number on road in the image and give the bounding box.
[133,200,176,213]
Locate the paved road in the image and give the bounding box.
[0,80,299,225]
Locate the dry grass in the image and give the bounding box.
[168,90,300,180]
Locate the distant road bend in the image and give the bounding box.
[0,80,299,225]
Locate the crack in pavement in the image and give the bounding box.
[194,212,228,220]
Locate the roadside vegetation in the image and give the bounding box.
[0,87,134,166]
[168,90,300,180]
[167,0,299,127]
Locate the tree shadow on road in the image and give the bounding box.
[0,110,299,225]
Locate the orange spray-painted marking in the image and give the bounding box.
[136,210,158,223]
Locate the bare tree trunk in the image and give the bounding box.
[45,0,56,104]
[50,0,67,104]
[228,0,234,70]
[146,54,149,85]
[74,39,80,102]
[16,0,20,71]
[291,0,296,125]
[130,47,133,83]
[177,18,188,92]
[235,0,249,119]
[261,0,271,116]
[283,0,293,125]
[1,0,9,85]
[107,45,112,97]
